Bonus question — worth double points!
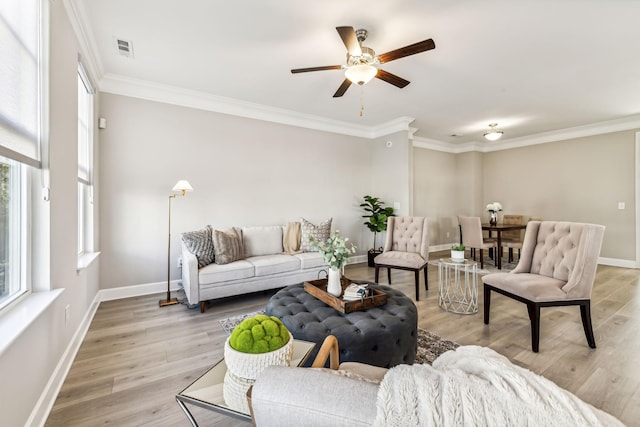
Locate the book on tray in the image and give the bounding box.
[343,283,369,301]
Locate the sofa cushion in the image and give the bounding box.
[199,259,255,284]
[242,226,283,257]
[300,218,332,252]
[246,254,300,276]
[212,227,245,265]
[181,226,215,268]
[294,252,326,269]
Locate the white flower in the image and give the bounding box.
[486,202,503,213]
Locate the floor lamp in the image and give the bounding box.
[160,180,194,307]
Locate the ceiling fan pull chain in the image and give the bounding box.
[360,85,365,117]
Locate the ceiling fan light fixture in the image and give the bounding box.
[345,64,378,85]
[484,123,504,141]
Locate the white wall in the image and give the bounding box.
[483,130,637,260]
[413,131,637,260]
[0,2,101,426]
[98,93,375,289]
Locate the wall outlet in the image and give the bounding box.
[618,202,625,210]
[446,231,450,238]
[65,305,70,326]
[177,257,183,268]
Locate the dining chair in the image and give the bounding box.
[374,216,429,301]
[459,216,497,269]
[482,220,605,352]
[501,214,524,263]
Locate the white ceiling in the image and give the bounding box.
[71,0,640,145]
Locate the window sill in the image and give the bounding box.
[77,251,100,272]
[0,289,64,357]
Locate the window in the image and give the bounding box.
[0,0,42,310]
[0,158,24,309]
[77,66,94,256]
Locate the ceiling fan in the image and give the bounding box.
[291,26,435,98]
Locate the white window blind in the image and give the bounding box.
[0,0,41,168]
[77,68,93,185]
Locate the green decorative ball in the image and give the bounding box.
[229,314,290,354]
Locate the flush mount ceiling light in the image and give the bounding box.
[484,123,504,141]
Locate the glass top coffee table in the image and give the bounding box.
[176,339,316,426]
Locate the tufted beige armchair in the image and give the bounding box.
[374,216,430,301]
[482,221,605,352]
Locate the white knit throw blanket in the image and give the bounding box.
[373,346,622,427]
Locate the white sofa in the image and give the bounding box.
[181,225,328,312]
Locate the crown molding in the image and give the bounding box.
[370,117,415,138]
[481,114,640,152]
[415,114,640,153]
[413,137,483,153]
[100,74,417,139]
[63,0,104,84]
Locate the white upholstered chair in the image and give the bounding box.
[482,221,605,352]
[374,216,429,301]
[459,216,497,269]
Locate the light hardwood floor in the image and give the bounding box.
[46,255,640,426]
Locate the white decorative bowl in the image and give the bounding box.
[224,331,294,380]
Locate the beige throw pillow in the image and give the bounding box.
[212,227,245,265]
[300,218,332,252]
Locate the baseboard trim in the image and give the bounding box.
[598,257,639,269]
[97,279,182,302]
[27,295,101,427]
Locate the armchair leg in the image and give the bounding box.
[375,266,380,283]
[483,285,491,324]
[414,270,420,301]
[526,303,541,352]
[387,268,392,284]
[479,249,484,269]
[423,266,428,291]
[508,248,513,263]
[580,301,597,348]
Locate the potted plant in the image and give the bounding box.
[310,231,357,297]
[451,244,465,262]
[360,195,395,267]
[223,314,293,412]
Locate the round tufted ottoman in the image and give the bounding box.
[265,282,417,368]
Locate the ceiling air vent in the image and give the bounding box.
[115,38,134,58]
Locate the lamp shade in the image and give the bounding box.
[172,180,193,192]
[345,64,378,85]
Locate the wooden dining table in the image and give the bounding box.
[482,223,527,269]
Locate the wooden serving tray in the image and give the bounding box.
[303,277,387,313]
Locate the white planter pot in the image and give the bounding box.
[223,331,294,412]
[224,331,294,380]
[451,250,465,262]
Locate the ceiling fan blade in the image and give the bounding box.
[378,39,435,63]
[333,79,352,97]
[375,69,410,88]
[291,65,343,74]
[336,26,362,56]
